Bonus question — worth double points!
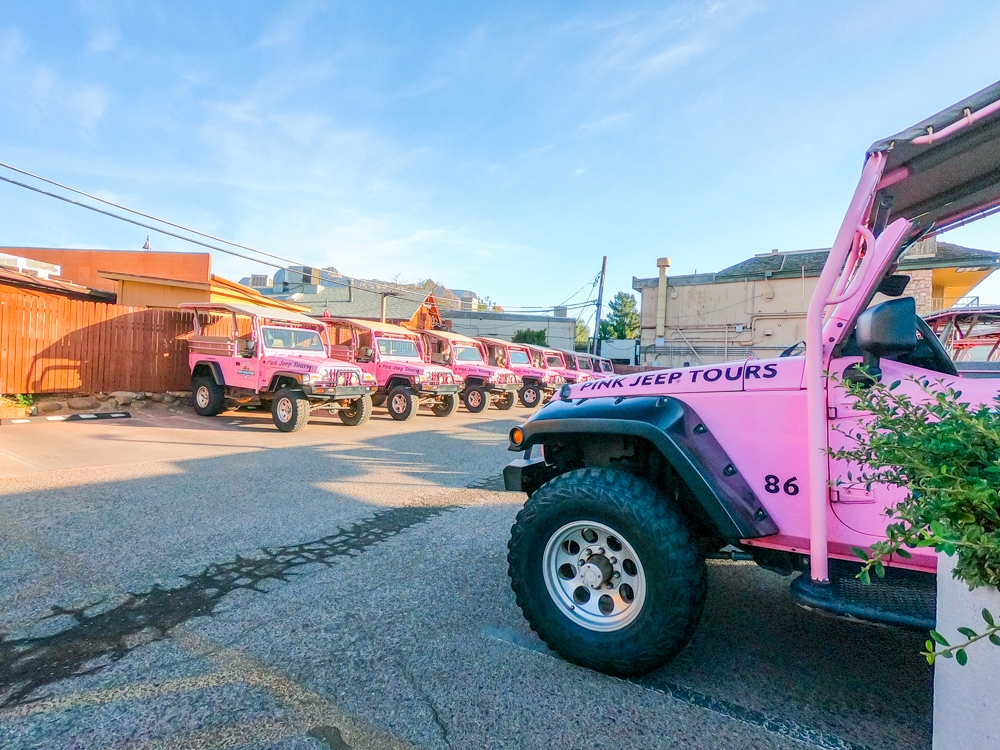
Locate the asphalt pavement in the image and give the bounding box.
[0,404,932,749]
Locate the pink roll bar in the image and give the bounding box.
[804,151,885,583]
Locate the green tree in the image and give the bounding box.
[511,329,547,346]
[598,320,614,340]
[604,292,640,340]
[575,320,591,347]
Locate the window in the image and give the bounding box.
[377,338,420,358]
[546,355,564,368]
[263,327,324,351]
[454,345,484,363]
[509,350,531,365]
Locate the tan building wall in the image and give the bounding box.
[635,240,998,368]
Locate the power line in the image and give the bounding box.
[0,161,613,316]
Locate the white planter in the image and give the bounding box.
[933,554,1000,750]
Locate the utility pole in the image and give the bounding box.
[592,255,607,356]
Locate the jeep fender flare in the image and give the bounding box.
[385,375,414,392]
[513,395,778,540]
[192,361,224,386]
[266,372,306,393]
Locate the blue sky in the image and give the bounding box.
[2,2,1000,322]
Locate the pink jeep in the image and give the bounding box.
[418,328,521,412]
[541,348,596,385]
[504,81,1000,676]
[477,337,565,408]
[183,302,376,432]
[320,317,462,421]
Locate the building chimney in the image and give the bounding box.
[656,257,671,340]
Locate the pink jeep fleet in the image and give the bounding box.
[321,317,462,421]
[419,329,521,412]
[183,302,375,432]
[504,81,1000,676]
[477,337,564,408]
[541,348,596,385]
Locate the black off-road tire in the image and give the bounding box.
[431,393,459,417]
[387,386,419,421]
[372,391,387,408]
[339,394,373,426]
[271,388,311,432]
[192,375,226,417]
[463,385,490,413]
[507,468,706,676]
[495,391,516,410]
[519,384,541,408]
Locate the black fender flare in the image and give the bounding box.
[192,360,224,385]
[267,372,306,393]
[511,395,778,540]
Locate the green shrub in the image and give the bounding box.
[830,372,1000,665]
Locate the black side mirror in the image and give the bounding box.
[853,297,917,380]
[877,275,910,297]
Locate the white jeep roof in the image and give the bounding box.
[180,302,321,327]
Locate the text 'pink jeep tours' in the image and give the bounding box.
[504,81,1000,676]
[183,302,376,432]
[321,317,462,421]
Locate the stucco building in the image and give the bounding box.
[633,237,1000,367]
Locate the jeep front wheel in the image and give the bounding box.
[272,388,310,432]
[519,385,541,408]
[495,391,516,410]
[463,385,490,413]
[339,394,373,426]
[192,375,225,416]
[507,468,706,676]
[387,386,418,421]
[431,394,459,417]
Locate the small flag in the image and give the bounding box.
[143,236,150,250]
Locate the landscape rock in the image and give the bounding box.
[167,391,192,399]
[132,392,147,401]
[148,392,165,403]
[68,396,101,410]
[111,391,136,402]
[37,401,64,414]
[115,395,133,406]
[162,394,177,404]
[95,393,110,402]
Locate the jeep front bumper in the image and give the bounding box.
[503,450,555,494]
[417,384,461,396]
[488,384,521,395]
[308,385,371,398]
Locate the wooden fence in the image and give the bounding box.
[0,290,193,394]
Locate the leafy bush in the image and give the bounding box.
[512,329,547,346]
[830,372,1000,664]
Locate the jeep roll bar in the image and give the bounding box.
[806,80,1000,583]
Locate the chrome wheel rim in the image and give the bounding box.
[276,397,293,423]
[524,388,538,404]
[467,390,482,408]
[196,385,210,409]
[391,393,408,413]
[542,520,646,632]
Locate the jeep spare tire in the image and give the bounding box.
[463,385,490,413]
[387,386,418,421]
[192,375,225,417]
[272,388,310,432]
[507,468,706,676]
[339,394,373,427]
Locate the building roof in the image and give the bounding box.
[0,267,116,302]
[633,241,1000,289]
[293,283,431,321]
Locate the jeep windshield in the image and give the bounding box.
[546,354,565,368]
[377,338,420,358]
[453,345,484,363]
[509,349,531,365]
[262,326,325,352]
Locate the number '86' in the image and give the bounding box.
[764,475,799,495]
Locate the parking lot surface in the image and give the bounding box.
[0,406,931,749]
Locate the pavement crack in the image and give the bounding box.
[0,506,454,709]
[400,663,453,750]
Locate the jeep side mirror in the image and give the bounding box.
[358,346,374,361]
[877,274,910,297]
[443,352,451,363]
[853,297,917,380]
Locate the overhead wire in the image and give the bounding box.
[0,161,608,317]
